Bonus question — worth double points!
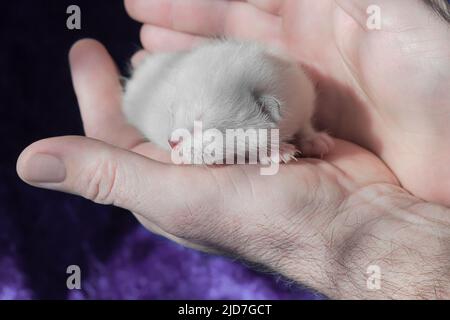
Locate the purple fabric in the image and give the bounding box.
[0,0,324,299]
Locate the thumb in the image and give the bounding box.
[16,136,212,227]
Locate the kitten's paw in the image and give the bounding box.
[278,143,301,163]
[298,132,334,158]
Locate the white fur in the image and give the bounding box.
[123,40,321,159]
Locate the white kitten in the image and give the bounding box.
[123,40,333,163]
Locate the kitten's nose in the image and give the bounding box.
[168,138,181,149]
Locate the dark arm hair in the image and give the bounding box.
[424,0,450,23]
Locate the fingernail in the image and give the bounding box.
[22,153,66,183]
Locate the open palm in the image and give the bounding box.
[125,0,450,205]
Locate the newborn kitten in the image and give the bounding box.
[123,40,333,164]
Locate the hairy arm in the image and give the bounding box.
[283,186,450,299]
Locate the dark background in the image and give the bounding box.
[0,0,322,299]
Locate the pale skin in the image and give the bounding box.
[17,0,450,298]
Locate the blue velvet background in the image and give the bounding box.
[0,0,324,299]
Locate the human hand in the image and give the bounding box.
[17,39,450,298]
[124,0,450,206]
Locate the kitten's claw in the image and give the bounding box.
[280,143,301,163]
[260,143,300,164]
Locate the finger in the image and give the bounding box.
[125,0,283,44]
[69,39,145,149]
[131,49,148,67]
[140,25,207,52]
[246,0,284,14]
[16,136,218,234]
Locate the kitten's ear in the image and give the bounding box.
[257,95,282,122]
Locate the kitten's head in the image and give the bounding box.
[167,89,283,164]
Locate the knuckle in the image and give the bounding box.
[80,157,119,205]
